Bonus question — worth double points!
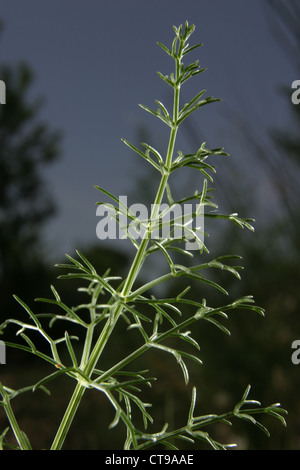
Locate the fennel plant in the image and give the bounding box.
[0,21,287,450]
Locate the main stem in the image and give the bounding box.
[51,56,182,451]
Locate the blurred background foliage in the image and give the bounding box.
[1,1,300,449]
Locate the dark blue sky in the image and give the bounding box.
[0,1,296,261]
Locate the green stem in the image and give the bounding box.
[79,324,94,369]
[51,48,182,451]
[0,384,31,450]
[50,382,85,450]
